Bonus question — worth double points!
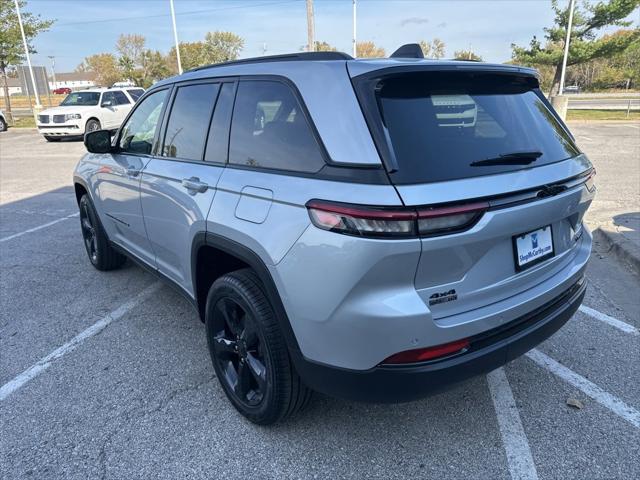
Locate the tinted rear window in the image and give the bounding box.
[127,89,145,101]
[374,72,580,184]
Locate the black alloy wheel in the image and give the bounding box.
[205,269,312,424]
[80,197,98,264]
[211,297,268,407]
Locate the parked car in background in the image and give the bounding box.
[37,87,143,142]
[0,110,7,132]
[564,85,581,94]
[75,47,594,424]
[53,87,72,95]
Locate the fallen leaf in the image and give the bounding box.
[567,398,584,409]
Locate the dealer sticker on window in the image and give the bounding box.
[514,226,554,270]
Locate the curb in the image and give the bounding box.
[591,225,640,275]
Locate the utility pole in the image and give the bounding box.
[169,0,183,74]
[47,55,56,89]
[14,0,41,108]
[352,0,357,57]
[306,0,315,52]
[559,0,576,95]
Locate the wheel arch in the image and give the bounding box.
[73,176,91,205]
[191,232,302,355]
[85,116,101,130]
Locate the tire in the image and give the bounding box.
[0,118,7,132]
[205,269,312,425]
[85,118,101,133]
[44,136,61,142]
[78,194,126,271]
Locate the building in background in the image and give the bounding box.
[0,78,23,96]
[48,72,97,91]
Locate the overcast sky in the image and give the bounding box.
[23,0,635,73]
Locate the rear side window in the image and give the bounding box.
[229,80,325,173]
[127,89,145,101]
[163,83,220,161]
[372,72,580,184]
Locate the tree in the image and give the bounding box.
[419,38,446,59]
[314,41,337,52]
[167,41,208,73]
[78,53,121,87]
[0,0,53,116]
[203,31,244,63]
[140,49,170,88]
[512,0,640,95]
[115,34,146,66]
[356,41,386,58]
[454,49,483,61]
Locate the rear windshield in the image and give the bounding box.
[373,72,580,184]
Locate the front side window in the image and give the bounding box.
[119,89,168,155]
[60,92,100,106]
[229,80,325,173]
[163,83,220,161]
[101,92,115,106]
[112,91,131,105]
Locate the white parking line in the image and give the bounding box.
[0,212,79,243]
[526,349,640,428]
[579,305,639,336]
[0,282,162,401]
[487,368,539,480]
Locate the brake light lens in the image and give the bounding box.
[382,339,470,365]
[306,201,416,238]
[584,169,596,193]
[306,200,488,238]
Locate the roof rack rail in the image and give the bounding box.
[390,43,424,59]
[187,51,353,73]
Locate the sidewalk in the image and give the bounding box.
[569,122,640,273]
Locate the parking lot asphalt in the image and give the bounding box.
[1,127,639,480]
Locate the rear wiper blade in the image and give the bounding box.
[470,151,543,167]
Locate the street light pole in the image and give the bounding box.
[169,0,183,74]
[306,0,315,52]
[559,0,576,95]
[14,0,41,107]
[47,55,56,88]
[352,0,357,57]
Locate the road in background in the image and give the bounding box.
[1,127,638,479]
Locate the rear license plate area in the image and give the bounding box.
[513,225,554,271]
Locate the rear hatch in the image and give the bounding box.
[351,64,595,320]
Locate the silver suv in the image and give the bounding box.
[74,45,595,424]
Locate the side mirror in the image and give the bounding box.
[101,100,113,108]
[84,130,113,153]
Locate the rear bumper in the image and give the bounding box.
[293,276,586,403]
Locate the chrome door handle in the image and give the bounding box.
[181,177,208,194]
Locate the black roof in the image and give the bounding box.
[188,51,353,73]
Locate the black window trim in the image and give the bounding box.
[159,79,226,165]
[123,74,389,185]
[113,86,173,159]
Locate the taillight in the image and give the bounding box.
[382,339,470,365]
[306,200,488,239]
[417,202,488,236]
[584,169,596,193]
[306,200,417,238]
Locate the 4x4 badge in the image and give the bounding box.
[429,289,458,306]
